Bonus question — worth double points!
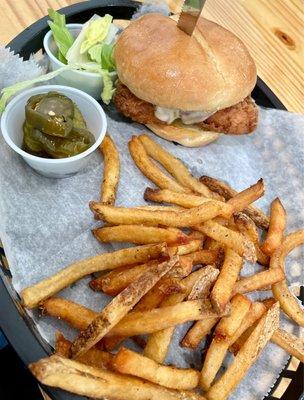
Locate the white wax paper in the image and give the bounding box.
[0,107,303,400]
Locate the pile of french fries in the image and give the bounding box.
[22,133,303,400]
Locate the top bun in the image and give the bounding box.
[114,13,257,112]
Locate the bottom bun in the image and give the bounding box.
[146,121,222,147]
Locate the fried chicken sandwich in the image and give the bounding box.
[114,13,258,146]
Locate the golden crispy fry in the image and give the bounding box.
[135,256,193,311]
[21,243,167,308]
[227,179,264,213]
[200,176,269,230]
[93,225,189,245]
[214,294,251,339]
[181,318,219,349]
[233,212,269,266]
[143,267,219,363]
[90,202,223,228]
[112,347,200,390]
[233,269,285,294]
[207,303,280,400]
[29,355,206,400]
[173,239,203,255]
[261,198,286,255]
[70,257,178,358]
[40,297,98,331]
[39,295,221,340]
[139,134,215,198]
[135,205,184,211]
[108,299,223,338]
[200,294,251,390]
[228,302,267,354]
[271,329,304,363]
[270,230,304,326]
[203,238,223,251]
[55,332,113,369]
[187,230,205,241]
[196,221,256,262]
[90,252,192,296]
[129,136,188,193]
[184,250,219,266]
[99,134,120,205]
[90,260,164,296]
[90,241,201,295]
[210,248,244,312]
[144,188,232,218]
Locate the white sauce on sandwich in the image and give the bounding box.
[155,106,214,125]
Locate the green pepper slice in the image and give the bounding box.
[25,92,74,138]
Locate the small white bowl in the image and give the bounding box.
[43,24,116,99]
[1,85,107,178]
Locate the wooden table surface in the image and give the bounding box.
[0,0,303,113]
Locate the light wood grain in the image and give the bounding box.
[0,0,303,113]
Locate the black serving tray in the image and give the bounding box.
[0,1,302,399]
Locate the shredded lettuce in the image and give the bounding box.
[48,8,74,64]
[88,43,115,71]
[100,70,115,105]
[80,14,113,54]
[0,66,75,113]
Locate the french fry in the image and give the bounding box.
[90,202,223,228]
[181,318,219,349]
[174,239,202,255]
[261,198,286,255]
[40,297,98,331]
[184,250,219,266]
[101,257,191,352]
[129,136,188,193]
[231,324,304,364]
[22,243,168,308]
[135,205,184,212]
[228,302,267,354]
[90,241,202,294]
[143,266,219,363]
[144,188,232,218]
[108,299,223,338]
[196,221,256,262]
[90,252,192,296]
[135,255,193,311]
[40,296,223,341]
[200,294,251,391]
[210,248,244,312]
[93,225,189,245]
[55,332,113,369]
[112,347,200,390]
[207,303,280,400]
[70,257,178,358]
[99,134,120,205]
[233,212,269,266]
[213,294,251,339]
[90,260,161,295]
[187,230,205,241]
[271,329,304,363]
[226,179,264,213]
[270,230,304,326]
[139,134,215,198]
[233,269,285,294]
[200,175,269,230]
[29,355,206,400]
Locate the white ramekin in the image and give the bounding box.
[43,24,116,99]
[1,85,107,178]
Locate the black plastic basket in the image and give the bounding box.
[0,1,302,399]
